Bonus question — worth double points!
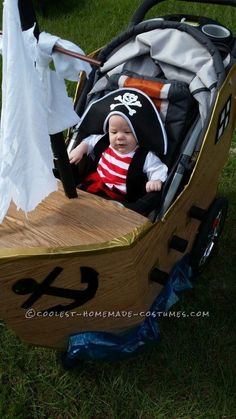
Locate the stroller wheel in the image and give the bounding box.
[190,197,228,276]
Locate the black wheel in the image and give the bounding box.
[190,197,228,276]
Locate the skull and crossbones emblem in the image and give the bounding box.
[110,93,142,115]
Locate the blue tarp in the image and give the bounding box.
[64,255,193,364]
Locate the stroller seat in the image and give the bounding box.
[70,18,228,218]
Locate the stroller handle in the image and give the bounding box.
[129,0,236,26]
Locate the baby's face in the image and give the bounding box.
[108,115,137,154]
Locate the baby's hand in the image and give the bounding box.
[68,142,88,164]
[146,179,163,193]
[69,148,83,164]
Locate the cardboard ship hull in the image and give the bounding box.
[0,65,235,350]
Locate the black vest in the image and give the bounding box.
[91,134,149,202]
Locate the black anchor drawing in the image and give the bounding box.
[12,266,98,313]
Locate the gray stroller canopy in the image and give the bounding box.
[93,21,226,125]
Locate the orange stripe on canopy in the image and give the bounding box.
[123,77,164,110]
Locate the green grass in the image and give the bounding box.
[0,1,236,418]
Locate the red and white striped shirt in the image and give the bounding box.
[97,146,135,194]
[84,134,168,194]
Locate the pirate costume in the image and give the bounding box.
[75,88,168,212]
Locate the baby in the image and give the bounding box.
[69,88,168,205]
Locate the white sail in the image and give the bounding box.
[0,0,90,223]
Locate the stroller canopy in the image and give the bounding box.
[93,20,226,125]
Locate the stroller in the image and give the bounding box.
[0,0,235,366]
[67,0,236,271]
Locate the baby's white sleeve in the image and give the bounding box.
[83,134,103,155]
[143,152,168,182]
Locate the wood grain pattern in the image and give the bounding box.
[0,185,148,249]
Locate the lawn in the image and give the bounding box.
[0,1,236,418]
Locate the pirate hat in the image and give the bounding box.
[78,88,167,155]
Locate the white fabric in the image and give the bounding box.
[45,69,79,135]
[84,134,168,183]
[0,0,93,223]
[36,31,60,68]
[144,151,168,182]
[84,134,103,155]
[0,0,57,223]
[36,31,92,134]
[38,32,92,81]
